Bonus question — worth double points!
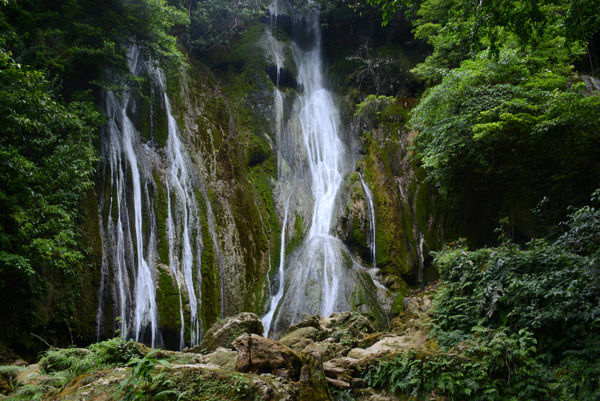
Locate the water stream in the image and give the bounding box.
[96,45,208,349]
[262,3,386,336]
[358,173,376,267]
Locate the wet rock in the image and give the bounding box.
[189,312,263,353]
[323,312,378,335]
[351,377,368,388]
[233,333,303,380]
[303,340,340,361]
[322,360,353,389]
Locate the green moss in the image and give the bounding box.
[350,271,388,329]
[285,214,305,257]
[196,192,221,330]
[247,132,271,167]
[204,96,229,135]
[135,79,152,141]
[148,369,271,401]
[152,91,169,148]
[364,139,407,275]
[350,216,368,251]
[156,267,182,333]
[247,164,280,314]
[152,169,169,264]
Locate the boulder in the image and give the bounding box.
[278,326,321,350]
[346,348,370,360]
[202,347,238,371]
[232,333,303,380]
[191,312,263,353]
[322,312,377,336]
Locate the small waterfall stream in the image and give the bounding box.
[161,68,203,349]
[359,173,376,267]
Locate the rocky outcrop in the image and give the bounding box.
[233,333,303,379]
[1,293,445,401]
[189,312,264,353]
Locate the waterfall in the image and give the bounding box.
[262,3,386,336]
[97,46,160,346]
[261,193,292,336]
[96,45,208,349]
[159,69,204,349]
[358,173,376,267]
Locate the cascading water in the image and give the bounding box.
[261,193,291,337]
[359,173,376,267]
[262,3,387,336]
[96,46,160,347]
[160,68,203,349]
[96,45,208,349]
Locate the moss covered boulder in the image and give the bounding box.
[193,312,264,353]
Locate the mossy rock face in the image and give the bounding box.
[73,189,105,344]
[152,169,169,264]
[363,136,410,276]
[298,351,332,401]
[350,271,388,329]
[353,95,455,293]
[196,192,221,331]
[335,173,372,265]
[155,265,184,349]
[197,312,264,353]
[278,326,323,351]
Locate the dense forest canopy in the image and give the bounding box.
[0,0,599,399]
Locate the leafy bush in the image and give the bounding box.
[362,327,550,400]
[187,0,268,55]
[406,193,600,400]
[118,349,172,401]
[89,336,146,365]
[410,46,600,232]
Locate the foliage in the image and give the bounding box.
[88,336,146,365]
[118,349,172,401]
[330,387,355,401]
[409,45,600,231]
[0,0,188,82]
[354,94,397,119]
[0,48,102,344]
[362,196,600,399]
[186,0,268,56]
[363,327,550,400]
[417,194,600,399]
[4,337,144,399]
[368,0,600,71]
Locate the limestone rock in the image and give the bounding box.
[347,348,370,360]
[285,315,321,333]
[279,326,321,350]
[232,333,303,380]
[202,347,238,370]
[193,312,264,353]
